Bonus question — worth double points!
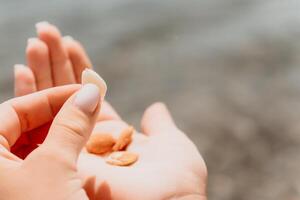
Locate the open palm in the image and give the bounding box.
[14,22,207,200]
[78,107,207,200]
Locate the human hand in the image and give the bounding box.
[78,103,207,200]
[14,21,119,121]
[13,22,119,158]
[0,84,102,200]
[14,22,207,200]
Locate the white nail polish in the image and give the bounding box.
[73,84,101,113]
[14,64,26,70]
[35,21,50,30]
[27,37,38,45]
[63,35,74,41]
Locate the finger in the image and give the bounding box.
[63,36,92,82]
[36,21,76,85]
[0,135,10,150]
[11,122,52,159]
[62,37,119,122]
[97,101,121,121]
[42,84,101,164]
[14,64,37,96]
[95,182,113,200]
[141,102,176,136]
[0,85,79,147]
[26,37,53,90]
[0,141,22,162]
[80,174,96,200]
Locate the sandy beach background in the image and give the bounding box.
[0,0,300,199]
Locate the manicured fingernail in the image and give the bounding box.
[35,21,50,31]
[27,37,38,45]
[63,35,74,41]
[14,64,26,71]
[73,84,101,113]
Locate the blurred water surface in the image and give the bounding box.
[1,0,300,199]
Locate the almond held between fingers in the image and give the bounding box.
[113,126,134,151]
[81,68,107,100]
[106,151,138,166]
[86,133,116,154]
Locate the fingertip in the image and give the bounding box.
[73,84,101,114]
[14,64,27,74]
[36,21,62,42]
[63,35,80,50]
[141,102,176,136]
[27,37,39,45]
[14,64,36,96]
[26,37,49,58]
[63,35,83,55]
[143,102,170,121]
[35,21,50,30]
[145,102,168,113]
[63,35,75,42]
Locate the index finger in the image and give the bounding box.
[0,84,80,148]
[36,22,76,85]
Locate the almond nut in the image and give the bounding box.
[113,126,134,151]
[81,68,107,100]
[86,133,116,154]
[106,151,138,166]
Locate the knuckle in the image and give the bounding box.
[53,119,88,140]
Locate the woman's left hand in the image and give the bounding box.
[0,84,102,200]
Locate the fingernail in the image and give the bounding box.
[35,21,50,31]
[14,64,26,71]
[27,37,38,45]
[63,35,74,41]
[73,84,101,113]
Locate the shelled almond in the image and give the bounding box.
[82,69,138,166]
[86,133,116,154]
[106,151,138,166]
[113,126,134,151]
[81,68,107,100]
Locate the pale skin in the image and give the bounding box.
[0,84,103,200]
[13,22,207,200]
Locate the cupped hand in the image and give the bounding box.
[0,84,102,200]
[14,22,207,200]
[79,103,207,200]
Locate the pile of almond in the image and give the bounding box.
[82,69,138,167]
[86,126,138,166]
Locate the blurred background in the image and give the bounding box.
[0,0,300,199]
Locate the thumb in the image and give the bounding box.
[42,84,101,164]
[141,102,177,136]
